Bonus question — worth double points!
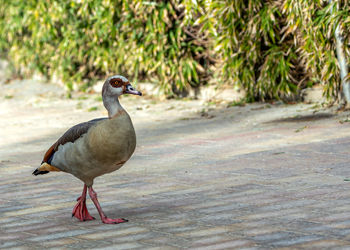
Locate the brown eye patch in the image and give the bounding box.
[110,78,123,88]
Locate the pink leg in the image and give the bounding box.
[88,186,128,224]
[72,184,95,221]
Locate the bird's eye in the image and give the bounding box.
[110,79,123,88]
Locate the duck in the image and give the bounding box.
[33,75,142,224]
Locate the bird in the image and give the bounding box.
[33,75,142,224]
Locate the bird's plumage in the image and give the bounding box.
[41,118,107,164]
[32,75,142,224]
[49,110,136,186]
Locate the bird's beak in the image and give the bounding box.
[124,84,142,96]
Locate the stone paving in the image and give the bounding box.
[2,90,350,249]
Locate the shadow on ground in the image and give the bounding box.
[266,112,334,123]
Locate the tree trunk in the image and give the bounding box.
[330,0,350,104]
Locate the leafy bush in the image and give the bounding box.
[202,0,349,101]
[203,1,300,101]
[0,0,349,101]
[0,0,213,95]
[283,0,350,100]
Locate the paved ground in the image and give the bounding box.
[2,80,350,249]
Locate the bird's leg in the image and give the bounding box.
[88,186,128,224]
[72,184,95,221]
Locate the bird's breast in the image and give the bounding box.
[86,112,136,166]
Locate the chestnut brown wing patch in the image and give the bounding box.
[42,118,108,164]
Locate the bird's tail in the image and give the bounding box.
[32,162,61,175]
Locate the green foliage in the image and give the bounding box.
[202,0,350,101]
[283,0,350,100]
[0,0,349,101]
[0,0,211,95]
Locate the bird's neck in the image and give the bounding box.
[103,96,125,118]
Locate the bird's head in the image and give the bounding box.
[102,75,142,98]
